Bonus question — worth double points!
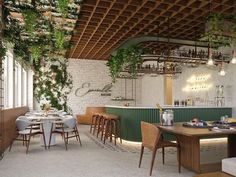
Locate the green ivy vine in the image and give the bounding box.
[34,58,73,112]
[2,0,84,112]
[200,13,236,47]
[106,45,142,82]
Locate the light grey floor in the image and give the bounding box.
[0,125,226,177]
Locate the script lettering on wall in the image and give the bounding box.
[75,82,112,97]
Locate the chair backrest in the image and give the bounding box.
[16,118,31,131]
[63,117,76,129]
[140,121,161,150]
[17,116,28,120]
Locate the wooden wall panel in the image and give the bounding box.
[1,107,29,151]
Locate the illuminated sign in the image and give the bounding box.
[183,74,212,92]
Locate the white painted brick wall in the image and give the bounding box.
[67,59,141,115]
[173,65,236,116]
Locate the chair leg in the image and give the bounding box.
[75,126,82,146]
[100,118,105,140]
[162,147,165,164]
[139,145,144,168]
[9,139,14,152]
[62,127,68,150]
[66,132,69,144]
[118,119,122,144]
[96,117,101,137]
[26,134,32,154]
[103,120,109,144]
[23,135,25,146]
[48,123,54,149]
[150,148,157,176]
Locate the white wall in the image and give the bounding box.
[67,59,141,115]
[173,65,236,116]
[141,75,164,106]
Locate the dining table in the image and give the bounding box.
[155,123,236,174]
[23,110,68,147]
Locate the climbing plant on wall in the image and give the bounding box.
[34,57,73,112]
[2,0,83,112]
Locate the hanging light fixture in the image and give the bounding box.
[207,0,214,66]
[218,56,226,76]
[207,48,214,66]
[231,49,236,64]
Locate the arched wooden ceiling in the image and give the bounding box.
[67,0,235,60]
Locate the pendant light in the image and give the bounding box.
[218,56,226,76]
[231,49,236,64]
[207,48,214,66]
[219,66,226,76]
[207,0,214,66]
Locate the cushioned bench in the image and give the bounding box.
[76,107,105,125]
[222,157,236,176]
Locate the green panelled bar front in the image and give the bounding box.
[106,106,232,142]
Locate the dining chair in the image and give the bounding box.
[9,118,47,154]
[48,116,82,150]
[138,121,181,176]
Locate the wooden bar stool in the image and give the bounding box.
[89,113,99,134]
[101,114,122,145]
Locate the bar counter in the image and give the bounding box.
[105,105,232,142]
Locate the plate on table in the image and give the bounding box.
[182,122,214,128]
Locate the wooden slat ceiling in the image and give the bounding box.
[68,0,236,60]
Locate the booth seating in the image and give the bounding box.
[76,107,105,124]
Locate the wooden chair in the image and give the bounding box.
[48,116,82,150]
[9,117,47,154]
[139,121,181,176]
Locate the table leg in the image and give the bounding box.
[41,121,56,147]
[177,135,201,173]
[228,134,236,157]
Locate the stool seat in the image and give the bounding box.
[102,113,119,120]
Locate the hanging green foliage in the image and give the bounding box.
[30,45,42,64]
[34,58,73,112]
[57,0,69,18]
[3,0,83,112]
[0,46,7,60]
[200,13,236,47]
[54,29,65,50]
[22,9,38,34]
[106,45,142,82]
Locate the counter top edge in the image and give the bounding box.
[105,105,232,109]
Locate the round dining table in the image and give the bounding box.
[23,111,66,147]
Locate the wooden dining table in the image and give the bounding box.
[155,123,236,174]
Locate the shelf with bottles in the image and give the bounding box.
[111,96,135,101]
[117,74,138,79]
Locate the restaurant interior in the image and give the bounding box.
[0,0,236,177]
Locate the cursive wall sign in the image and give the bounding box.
[75,82,112,97]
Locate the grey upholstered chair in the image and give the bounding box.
[9,117,47,154]
[49,116,82,150]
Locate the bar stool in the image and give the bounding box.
[90,113,99,134]
[101,114,122,145]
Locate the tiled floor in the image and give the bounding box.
[0,125,227,177]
